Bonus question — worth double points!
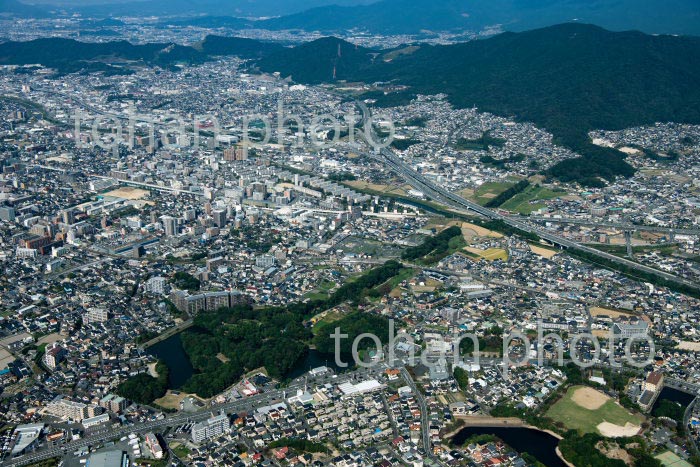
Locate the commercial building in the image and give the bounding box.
[10,424,44,456]
[82,413,110,428]
[86,450,129,467]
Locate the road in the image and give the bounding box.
[2,367,382,467]
[372,147,700,292]
[525,216,700,237]
[399,367,431,455]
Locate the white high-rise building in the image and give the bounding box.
[191,412,230,443]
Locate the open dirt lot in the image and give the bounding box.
[597,422,641,437]
[461,222,503,239]
[529,244,559,259]
[571,386,609,410]
[103,187,150,200]
[590,306,637,319]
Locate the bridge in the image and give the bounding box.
[138,319,194,349]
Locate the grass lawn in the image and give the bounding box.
[500,185,564,214]
[312,310,346,335]
[171,444,191,459]
[471,181,516,206]
[655,451,693,467]
[546,385,644,435]
[463,247,508,261]
[303,279,337,301]
[304,291,330,301]
[384,267,417,289]
[590,243,678,257]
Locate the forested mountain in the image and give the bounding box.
[157,0,700,36]
[255,24,700,185]
[197,35,285,59]
[0,38,205,73]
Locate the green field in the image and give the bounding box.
[655,451,693,467]
[311,310,346,335]
[546,386,644,435]
[303,279,336,301]
[471,181,517,206]
[500,185,564,214]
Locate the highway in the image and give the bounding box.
[524,216,700,237]
[373,147,700,292]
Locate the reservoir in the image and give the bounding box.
[147,334,341,388]
[654,386,695,409]
[451,426,565,467]
[146,333,194,389]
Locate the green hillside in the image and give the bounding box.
[256,24,700,186]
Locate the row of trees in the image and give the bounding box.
[484,180,530,208]
[402,226,463,262]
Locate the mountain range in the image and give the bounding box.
[252,0,700,35]
[13,0,375,18]
[3,0,700,36]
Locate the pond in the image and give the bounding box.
[285,349,345,380]
[146,333,194,389]
[147,335,343,389]
[653,386,695,411]
[451,426,566,467]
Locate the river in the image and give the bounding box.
[451,426,566,467]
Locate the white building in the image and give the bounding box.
[191,412,230,443]
[84,308,109,324]
[145,433,163,459]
